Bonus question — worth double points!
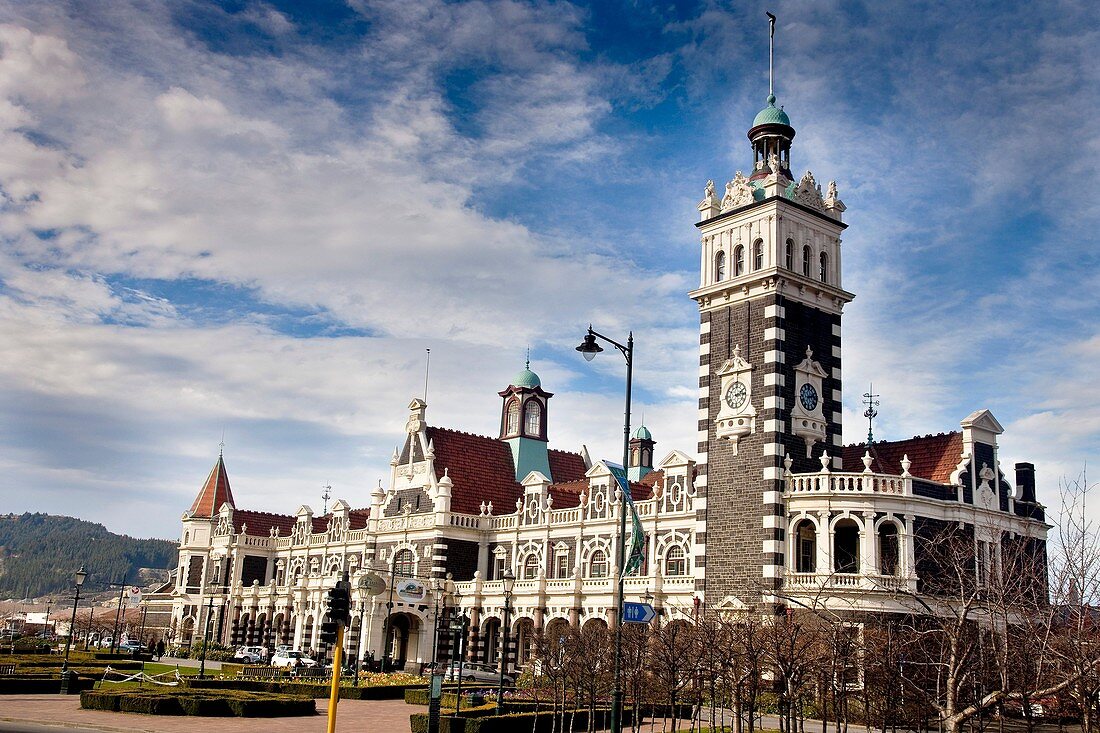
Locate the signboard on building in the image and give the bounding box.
[395,579,427,603]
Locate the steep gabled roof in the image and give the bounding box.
[841,432,963,484]
[189,454,235,518]
[428,426,590,515]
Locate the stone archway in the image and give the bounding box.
[385,613,422,672]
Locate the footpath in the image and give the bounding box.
[0,695,412,733]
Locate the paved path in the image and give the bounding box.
[0,695,413,733]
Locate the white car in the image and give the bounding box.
[444,662,514,685]
[270,650,316,668]
[234,646,268,663]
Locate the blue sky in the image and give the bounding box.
[0,0,1097,540]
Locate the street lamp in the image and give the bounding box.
[60,565,87,694]
[575,324,634,733]
[495,570,516,715]
[431,574,455,669]
[198,582,220,680]
[449,586,468,716]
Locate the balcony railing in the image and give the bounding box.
[784,571,912,592]
[786,472,911,496]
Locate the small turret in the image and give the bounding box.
[188,451,235,518]
[628,425,656,482]
[499,357,553,482]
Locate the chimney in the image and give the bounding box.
[1015,462,1036,503]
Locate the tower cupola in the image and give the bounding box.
[628,424,656,482]
[499,357,553,482]
[748,94,795,181]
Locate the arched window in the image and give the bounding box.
[524,401,541,436]
[802,245,812,277]
[833,519,860,574]
[795,519,816,573]
[734,245,745,276]
[819,251,829,283]
[785,239,794,270]
[505,400,520,435]
[753,239,764,270]
[523,554,540,580]
[714,250,726,282]
[664,545,687,576]
[393,548,415,578]
[588,550,608,578]
[184,532,189,545]
[878,523,899,576]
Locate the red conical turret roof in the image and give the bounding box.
[188,453,235,517]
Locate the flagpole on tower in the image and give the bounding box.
[766,11,776,96]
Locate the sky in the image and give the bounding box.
[0,0,1097,541]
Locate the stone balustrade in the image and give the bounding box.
[784,571,914,593]
[786,471,911,496]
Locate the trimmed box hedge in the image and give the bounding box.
[0,675,96,694]
[410,706,637,733]
[80,689,316,717]
[405,688,486,707]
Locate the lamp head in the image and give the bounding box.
[502,569,516,596]
[74,565,87,588]
[575,329,602,362]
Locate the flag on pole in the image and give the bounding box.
[127,587,142,608]
[606,461,645,578]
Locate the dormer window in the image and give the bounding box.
[819,251,829,283]
[715,251,726,282]
[802,245,812,277]
[506,399,520,436]
[734,245,745,276]
[753,239,763,270]
[524,401,541,437]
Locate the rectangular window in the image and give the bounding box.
[494,555,507,580]
[555,553,569,579]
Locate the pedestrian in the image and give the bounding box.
[156,639,165,660]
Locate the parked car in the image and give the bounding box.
[443,662,514,685]
[234,646,268,663]
[118,640,143,653]
[271,650,316,668]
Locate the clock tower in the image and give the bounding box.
[691,75,853,609]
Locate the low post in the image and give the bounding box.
[326,624,345,733]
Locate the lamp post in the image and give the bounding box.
[576,325,634,733]
[60,565,87,694]
[495,570,516,715]
[431,574,455,668]
[352,597,367,686]
[198,583,219,680]
[450,586,467,716]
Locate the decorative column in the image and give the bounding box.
[815,511,831,575]
[903,514,918,591]
[861,511,878,580]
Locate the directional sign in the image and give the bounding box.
[622,602,656,624]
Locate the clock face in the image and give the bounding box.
[724,381,747,410]
[799,383,819,412]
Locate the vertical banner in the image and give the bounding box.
[605,461,645,578]
[127,588,143,608]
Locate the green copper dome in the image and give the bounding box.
[511,367,541,389]
[752,94,791,127]
[632,425,653,441]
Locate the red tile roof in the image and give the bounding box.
[841,432,963,484]
[232,507,370,536]
[189,454,235,517]
[427,427,590,514]
[545,472,657,508]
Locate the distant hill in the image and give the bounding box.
[0,513,177,599]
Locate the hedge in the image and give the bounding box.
[0,676,97,694]
[405,688,486,707]
[410,706,638,733]
[80,689,316,717]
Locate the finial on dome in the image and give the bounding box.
[767,93,776,106]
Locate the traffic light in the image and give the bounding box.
[326,585,351,625]
[319,617,339,646]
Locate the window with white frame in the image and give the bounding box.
[734,245,745,276]
[554,550,570,579]
[588,549,608,578]
[715,250,726,282]
[819,251,829,283]
[393,548,415,578]
[524,401,541,436]
[493,554,507,580]
[802,245,812,277]
[785,239,794,269]
[523,553,540,580]
[753,239,763,270]
[506,400,520,435]
[664,545,687,576]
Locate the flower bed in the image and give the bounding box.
[80,688,315,717]
[183,677,427,700]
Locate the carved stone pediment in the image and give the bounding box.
[789,171,826,212]
[720,172,755,212]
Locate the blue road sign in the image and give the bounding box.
[622,602,655,624]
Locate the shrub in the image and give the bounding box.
[183,677,426,700]
[80,689,315,717]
